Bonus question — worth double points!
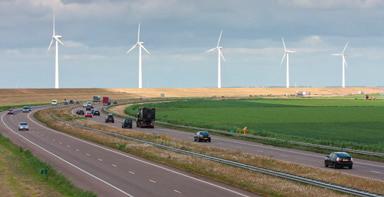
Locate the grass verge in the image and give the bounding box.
[0,134,95,197]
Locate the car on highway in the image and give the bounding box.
[76,109,85,115]
[92,109,100,116]
[22,106,32,113]
[122,118,133,129]
[84,112,93,118]
[51,99,58,105]
[105,113,115,123]
[18,122,29,131]
[325,152,353,169]
[194,131,211,142]
[7,109,14,115]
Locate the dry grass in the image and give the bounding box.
[0,87,382,105]
[0,138,67,197]
[35,107,384,196]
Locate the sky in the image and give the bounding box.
[0,0,384,88]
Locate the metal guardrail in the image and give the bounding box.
[65,120,382,197]
[103,102,384,158]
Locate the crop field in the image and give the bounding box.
[127,98,384,152]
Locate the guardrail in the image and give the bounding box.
[67,120,382,197]
[103,102,384,158]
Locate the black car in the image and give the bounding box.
[69,100,75,104]
[105,114,115,123]
[85,106,93,111]
[325,152,353,169]
[92,110,100,116]
[76,109,85,115]
[194,131,211,142]
[122,118,133,129]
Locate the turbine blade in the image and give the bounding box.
[53,14,55,36]
[220,50,226,62]
[332,53,342,56]
[280,53,286,65]
[344,56,348,68]
[206,48,216,53]
[48,39,54,51]
[217,30,223,47]
[141,45,151,55]
[126,44,137,54]
[281,37,286,50]
[342,41,349,54]
[137,23,141,42]
[54,37,64,46]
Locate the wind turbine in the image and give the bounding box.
[48,15,64,89]
[127,24,151,89]
[280,38,296,88]
[207,30,225,88]
[332,42,349,88]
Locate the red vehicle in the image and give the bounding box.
[102,96,111,106]
[84,112,93,118]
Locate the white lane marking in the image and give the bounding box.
[66,145,71,148]
[370,170,383,174]
[129,171,135,175]
[59,141,63,145]
[98,158,103,162]
[1,113,134,197]
[173,190,181,194]
[26,112,250,197]
[86,153,91,157]
[149,179,157,183]
[112,164,117,168]
[75,149,79,152]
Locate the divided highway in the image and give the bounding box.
[87,105,384,181]
[0,108,255,197]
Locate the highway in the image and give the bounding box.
[84,105,384,181]
[0,108,255,197]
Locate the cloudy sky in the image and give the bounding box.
[0,0,384,88]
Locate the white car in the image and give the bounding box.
[18,122,29,131]
[51,100,58,105]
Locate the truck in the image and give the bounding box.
[136,108,155,128]
[93,96,101,102]
[102,96,111,106]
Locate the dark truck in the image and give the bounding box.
[136,108,155,128]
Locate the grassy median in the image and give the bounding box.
[35,107,384,196]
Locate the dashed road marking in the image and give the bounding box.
[370,170,383,174]
[66,145,71,148]
[149,179,157,183]
[86,153,91,157]
[59,141,62,144]
[112,164,117,168]
[173,190,181,194]
[129,171,135,175]
[75,149,79,152]
[98,158,103,162]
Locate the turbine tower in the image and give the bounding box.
[127,24,151,89]
[280,38,296,88]
[332,42,349,88]
[207,30,225,88]
[48,15,64,89]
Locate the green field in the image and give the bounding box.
[127,98,384,152]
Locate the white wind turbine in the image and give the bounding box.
[207,30,225,88]
[48,15,64,89]
[332,42,349,88]
[280,38,296,88]
[127,24,151,89]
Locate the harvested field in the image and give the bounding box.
[0,87,382,105]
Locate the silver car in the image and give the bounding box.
[18,122,29,131]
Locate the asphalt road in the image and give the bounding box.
[82,105,384,181]
[0,108,256,197]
